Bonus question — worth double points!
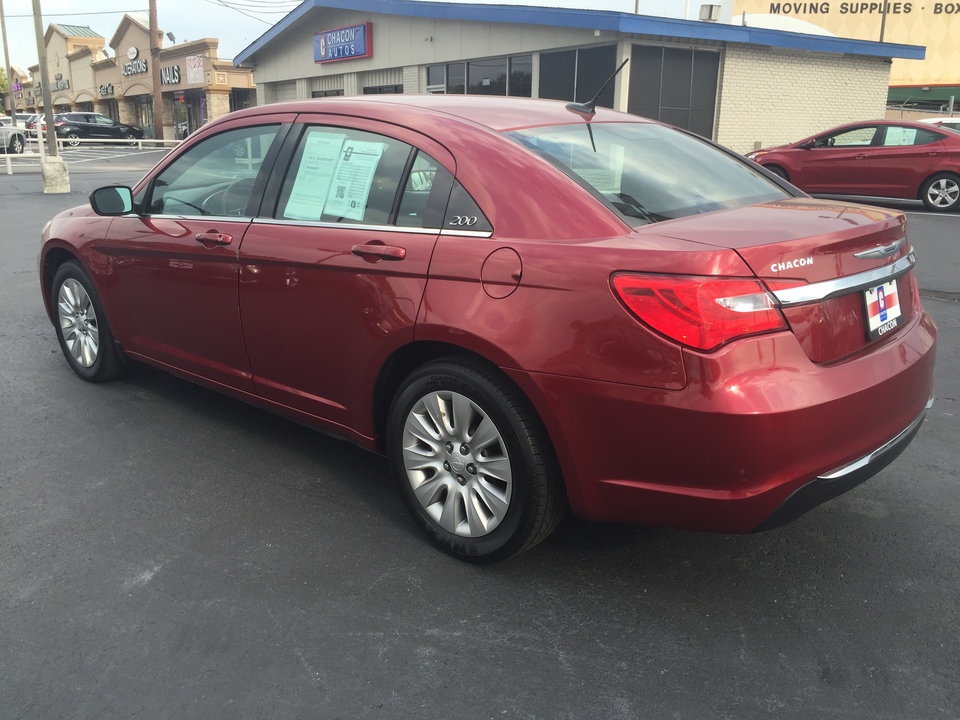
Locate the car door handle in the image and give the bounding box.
[855,154,868,160]
[928,152,940,156]
[351,243,406,261]
[195,231,233,246]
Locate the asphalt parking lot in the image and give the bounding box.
[1,150,957,719]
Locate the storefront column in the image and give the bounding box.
[343,74,359,96]
[296,78,310,100]
[118,99,138,126]
[256,83,274,106]
[403,66,421,94]
[162,96,176,140]
[205,90,231,123]
[613,40,632,112]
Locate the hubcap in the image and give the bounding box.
[401,390,512,537]
[57,278,100,368]
[927,178,959,208]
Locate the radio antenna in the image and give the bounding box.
[565,58,629,116]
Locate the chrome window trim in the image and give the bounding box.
[252,218,495,238]
[772,252,915,307]
[440,228,494,238]
[252,218,441,234]
[124,213,255,223]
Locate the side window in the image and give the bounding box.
[396,151,454,229]
[815,127,878,148]
[881,126,942,147]
[442,181,493,233]
[95,115,114,127]
[144,124,280,217]
[277,126,412,225]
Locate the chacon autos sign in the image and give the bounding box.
[314,22,372,63]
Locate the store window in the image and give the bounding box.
[509,56,533,98]
[136,96,155,139]
[362,85,403,94]
[627,45,720,139]
[540,46,617,108]
[468,57,507,95]
[427,54,532,97]
[312,89,345,97]
[447,63,466,94]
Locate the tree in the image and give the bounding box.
[0,67,8,114]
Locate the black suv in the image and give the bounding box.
[53,112,144,146]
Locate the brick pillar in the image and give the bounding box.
[162,96,176,140]
[117,99,138,126]
[205,91,231,122]
[402,65,421,94]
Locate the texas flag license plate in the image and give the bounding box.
[863,279,902,340]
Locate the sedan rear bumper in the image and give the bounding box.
[506,307,937,533]
[752,395,932,531]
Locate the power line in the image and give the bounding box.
[5,10,146,18]
[201,0,297,23]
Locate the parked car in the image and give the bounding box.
[918,116,960,132]
[747,119,960,211]
[39,96,936,562]
[0,122,26,154]
[22,114,41,138]
[48,112,144,146]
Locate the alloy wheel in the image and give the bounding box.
[925,177,959,208]
[57,278,100,367]
[401,390,513,537]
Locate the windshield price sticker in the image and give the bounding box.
[863,279,902,340]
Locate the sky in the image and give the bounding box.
[0,0,645,72]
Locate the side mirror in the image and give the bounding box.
[799,139,815,150]
[90,186,134,216]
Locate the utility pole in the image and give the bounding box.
[0,0,19,126]
[149,0,163,140]
[32,0,69,192]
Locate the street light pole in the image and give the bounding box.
[150,0,163,140]
[32,0,69,192]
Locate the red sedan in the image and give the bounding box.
[39,96,936,562]
[747,119,960,211]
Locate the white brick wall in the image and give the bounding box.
[716,45,890,154]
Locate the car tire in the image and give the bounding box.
[51,261,130,383]
[64,132,80,148]
[765,164,789,181]
[8,135,24,154]
[920,172,960,212]
[387,357,567,563]
[123,131,136,146]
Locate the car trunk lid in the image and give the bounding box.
[641,198,919,363]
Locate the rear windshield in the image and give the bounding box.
[505,122,789,226]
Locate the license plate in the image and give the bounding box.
[863,279,902,340]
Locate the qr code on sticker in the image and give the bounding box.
[336,185,345,199]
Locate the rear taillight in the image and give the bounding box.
[612,273,787,351]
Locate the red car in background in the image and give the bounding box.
[39,97,936,562]
[747,119,960,211]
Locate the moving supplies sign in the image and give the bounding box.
[733,0,957,85]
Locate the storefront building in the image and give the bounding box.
[10,15,256,138]
[233,0,922,155]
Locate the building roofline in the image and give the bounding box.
[234,0,925,66]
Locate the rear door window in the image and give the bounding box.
[276,126,455,230]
